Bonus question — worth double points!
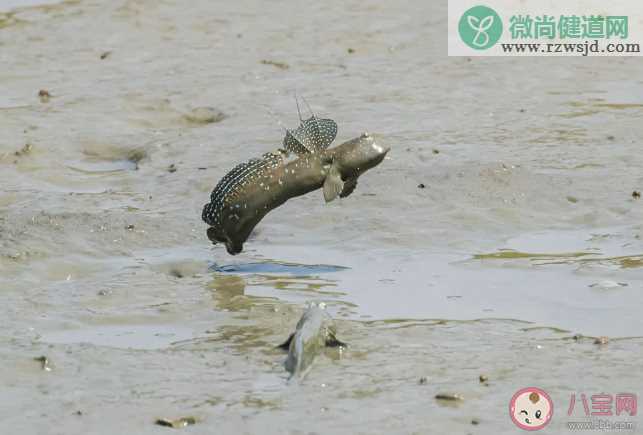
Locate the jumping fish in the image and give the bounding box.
[278,302,346,379]
[202,103,390,254]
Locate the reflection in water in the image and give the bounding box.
[208,272,346,310]
[212,261,348,274]
[208,274,274,311]
[247,275,344,296]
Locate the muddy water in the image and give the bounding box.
[1,0,643,433]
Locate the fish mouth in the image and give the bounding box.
[206,227,243,255]
[371,139,390,156]
[225,240,243,255]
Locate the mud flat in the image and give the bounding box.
[1,0,643,434]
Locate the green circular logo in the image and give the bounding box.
[458,5,502,50]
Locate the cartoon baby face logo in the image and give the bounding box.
[509,387,554,430]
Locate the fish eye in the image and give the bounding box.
[520,410,528,415]
[535,410,542,419]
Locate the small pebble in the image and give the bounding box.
[594,336,609,345]
[471,419,480,425]
[417,183,426,189]
[479,375,488,383]
[168,163,177,173]
[432,149,440,154]
[38,89,50,103]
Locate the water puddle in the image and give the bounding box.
[471,228,643,269]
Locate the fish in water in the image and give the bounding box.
[202,103,390,254]
[278,302,346,379]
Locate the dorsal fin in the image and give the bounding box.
[282,96,338,156]
[283,116,338,154]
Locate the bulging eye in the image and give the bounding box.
[535,410,542,419]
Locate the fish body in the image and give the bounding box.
[202,113,390,255]
[279,303,345,379]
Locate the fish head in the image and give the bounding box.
[334,132,390,178]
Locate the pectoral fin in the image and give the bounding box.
[323,165,344,203]
[339,178,358,198]
[325,332,347,348]
[278,333,294,351]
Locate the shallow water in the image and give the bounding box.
[1,0,643,433]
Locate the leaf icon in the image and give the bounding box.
[467,15,480,30]
[479,15,494,31]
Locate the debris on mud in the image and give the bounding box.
[34,356,52,371]
[183,107,226,124]
[155,417,197,428]
[589,281,628,290]
[479,374,488,383]
[260,59,289,70]
[633,191,641,199]
[435,393,464,402]
[100,51,111,60]
[14,143,33,157]
[418,376,428,385]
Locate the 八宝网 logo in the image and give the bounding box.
[458,5,503,49]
